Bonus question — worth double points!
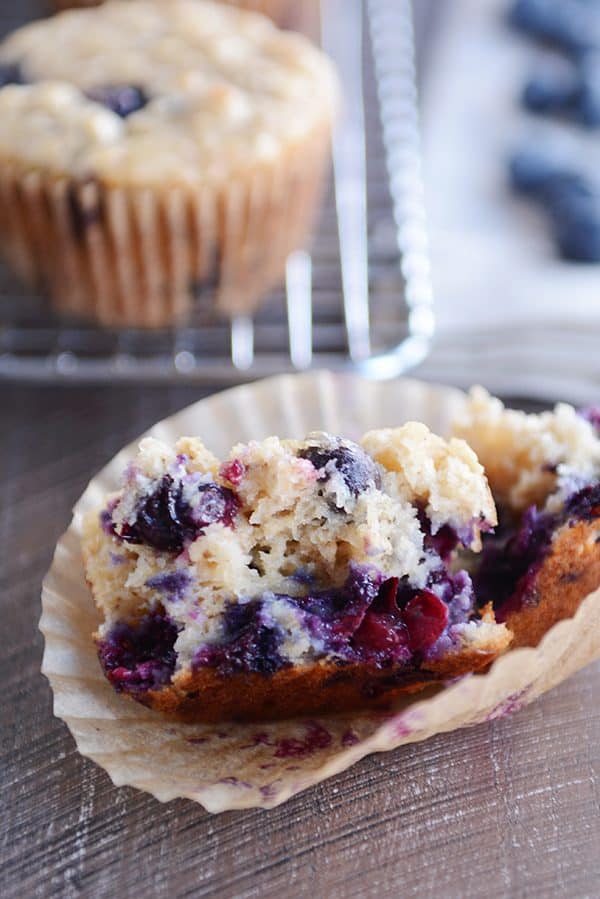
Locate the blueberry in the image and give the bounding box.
[97,611,179,694]
[522,56,580,114]
[119,476,239,553]
[522,74,578,113]
[509,149,560,196]
[544,177,600,261]
[541,170,595,208]
[402,590,449,654]
[298,435,381,504]
[195,600,287,676]
[0,61,25,87]
[194,483,239,529]
[521,53,600,127]
[565,482,600,519]
[120,476,190,552]
[578,58,600,126]
[553,207,600,261]
[86,84,148,118]
[510,0,599,56]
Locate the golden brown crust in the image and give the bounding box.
[107,634,511,723]
[505,517,600,648]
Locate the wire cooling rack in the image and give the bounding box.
[0,0,434,382]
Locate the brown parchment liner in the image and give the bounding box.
[0,118,331,327]
[50,0,295,25]
[40,372,600,813]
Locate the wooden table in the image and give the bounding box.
[3,3,600,897]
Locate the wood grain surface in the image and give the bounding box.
[2,2,600,898]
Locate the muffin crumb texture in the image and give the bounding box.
[83,424,510,719]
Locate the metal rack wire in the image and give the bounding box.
[0,0,434,382]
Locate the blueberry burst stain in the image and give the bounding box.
[118,475,239,553]
[86,84,148,118]
[98,611,178,694]
[194,568,456,678]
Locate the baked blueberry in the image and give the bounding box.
[118,475,238,552]
[97,611,179,694]
[298,435,381,503]
[85,84,148,118]
[196,600,288,676]
[119,476,192,552]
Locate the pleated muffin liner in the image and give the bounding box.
[51,0,295,25]
[0,120,330,327]
[40,372,600,812]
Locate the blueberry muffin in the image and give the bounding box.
[0,1,337,326]
[51,0,295,27]
[454,388,600,647]
[82,426,511,722]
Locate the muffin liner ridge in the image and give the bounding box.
[0,120,331,327]
[40,372,600,812]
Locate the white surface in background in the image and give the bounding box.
[421,0,600,336]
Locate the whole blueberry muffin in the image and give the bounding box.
[82,425,511,722]
[0,1,337,326]
[51,0,294,27]
[454,388,600,647]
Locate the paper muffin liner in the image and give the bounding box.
[0,120,330,327]
[40,372,600,812]
[51,0,297,26]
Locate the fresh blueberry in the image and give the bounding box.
[86,84,148,118]
[522,57,580,114]
[0,61,25,87]
[510,0,599,56]
[578,57,600,126]
[541,170,595,208]
[509,149,561,196]
[548,188,600,262]
[298,436,381,504]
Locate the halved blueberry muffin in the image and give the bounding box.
[82,426,511,722]
[454,388,600,647]
[0,1,336,326]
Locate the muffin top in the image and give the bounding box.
[453,387,600,512]
[0,0,337,184]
